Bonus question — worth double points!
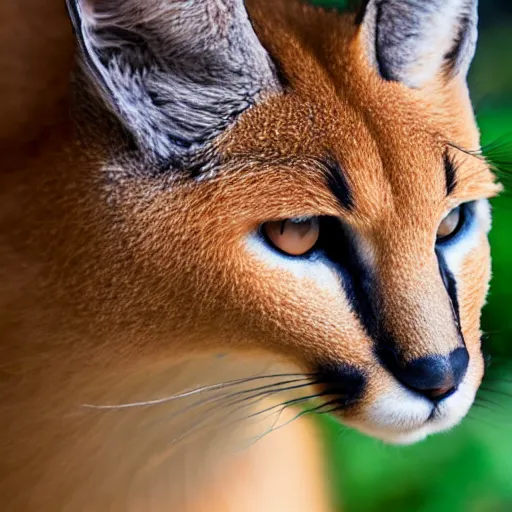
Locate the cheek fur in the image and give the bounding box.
[457,237,491,346]
[245,234,341,297]
[441,200,492,341]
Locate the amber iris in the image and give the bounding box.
[437,207,461,240]
[262,217,320,256]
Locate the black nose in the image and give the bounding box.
[380,347,469,401]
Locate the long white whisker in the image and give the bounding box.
[82,372,312,410]
[141,378,316,436]
[145,379,317,442]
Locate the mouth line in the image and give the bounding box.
[427,405,439,422]
[330,373,477,443]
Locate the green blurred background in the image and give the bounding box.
[308,1,512,511]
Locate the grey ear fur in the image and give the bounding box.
[359,0,478,88]
[66,0,281,163]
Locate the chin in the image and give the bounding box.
[340,376,478,446]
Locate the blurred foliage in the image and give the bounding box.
[305,1,512,511]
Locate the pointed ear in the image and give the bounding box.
[66,0,281,162]
[358,0,478,88]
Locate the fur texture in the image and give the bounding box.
[68,0,281,163]
[361,0,478,87]
[0,0,502,509]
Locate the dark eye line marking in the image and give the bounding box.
[444,151,458,196]
[318,218,378,337]
[435,249,465,344]
[321,219,466,384]
[317,155,355,212]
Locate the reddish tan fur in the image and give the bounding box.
[0,1,74,151]
[0,0,501,510]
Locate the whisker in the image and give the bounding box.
[142,379,318,438]
[160,381,343,449]
[82,372,313,410]
[447,136,512,190]
[239,397,336,450]
[473,401,500,414]
[214,380,317,413]
[447,141,485,160]
[475,395,506,410]
[482,377,512,385]
[313,398,346,415]
[168,378,314,417]
[239,395,344,452]
[159,385,321,449]
[479,387,512,400]
[151,383,316,447]
[245,392,327,421]
[467,413,505,430]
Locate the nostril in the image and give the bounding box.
[427,384,457,400]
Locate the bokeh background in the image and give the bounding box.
[309,1,512,511]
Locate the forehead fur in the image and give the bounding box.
[222,0,482,185]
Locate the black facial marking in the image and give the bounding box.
[318,217,379,337]
[317,217,467,396]
[186,159,207,179]
[436,248,463,337]
[450,347,470,386]
[321,157,354,211]
[314,363,366,409]
[373,249,466,389]
[374,3,393,82]
[444,152,458,196]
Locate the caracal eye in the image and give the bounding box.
[437,206,462,241]
[262,217,320,256]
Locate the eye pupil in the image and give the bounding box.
[262,217,320,256]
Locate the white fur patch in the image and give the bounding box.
[245,235,341,297]
[443,199,491,275]
[362,0,478,88]
[347,371,477,445]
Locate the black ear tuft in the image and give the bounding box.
[66,0,281,164]
[354,0,371,25]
